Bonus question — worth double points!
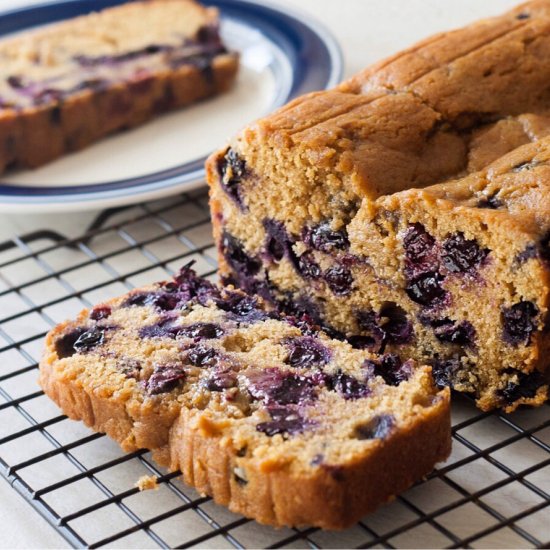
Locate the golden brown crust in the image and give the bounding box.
[209,1,550,206]
[169,395,450,529]
[340,0,550,101]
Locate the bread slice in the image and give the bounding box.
[39,266,450,529]
[0,0,238,172]
[206,0,550,412]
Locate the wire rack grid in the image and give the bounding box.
[0,189,548,549]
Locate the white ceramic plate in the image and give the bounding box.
[0,0,343,212]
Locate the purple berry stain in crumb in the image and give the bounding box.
[431,357,462,388]
[218,148,246,207]
[380,302,414,345]
[73,78,109,93]
[75,43,174,68]
[347,334,379,350]
[246,368,318,405]
[403,223,439,279]
[441,233,488,274]
[169,51,221,79]
[263,219,293,263]
[431,318,476,346]
[216,291,270,322]
[516,245,538,264]
[196,23,223,45]
[122,292,151,308]
[365,355,413,387]
[122,291,184,311]
[269,376,319,406]
[502,301,539,346]
[328,371,370,399]
[54,327,88,358]
[145,364,186,395]
[205,369,237,392]
[7,75,24,89]
[256,407,309,437]
[90,305,112,321]
[217,291,254,315]
[402,224,449,307]
[278,293,324,327]
[356,310,384,348]
[353,414,395,440]
[324,265,353,295]
[132,263,217,311]
[153,292,189,311]
[144,264,221,310]
[222,271,275,309]
[139,316,179,339]
[222,232,261,279]
[353,304,413,351]
[304,222,349,253]
[285,337,330,368]
[261,279,283,303]
[406,272,447,307]
[277,291,345,339]
[177,323,224,340]
[296,253,322,280]
[186,343,219,368]
[284,313,322,338]
[73,327,105,353]
[171,263,220,305]
[498,370,546,404]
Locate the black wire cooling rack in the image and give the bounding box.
[0,189,548,549]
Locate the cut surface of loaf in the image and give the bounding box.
[206,0,550,412]
[39,266,450,529]
[0,0,238,172]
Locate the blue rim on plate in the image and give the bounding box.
[0,0,343,207]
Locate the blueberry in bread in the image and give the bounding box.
[0,0,238,172]
[39,265,450,529]
[206,1,550,412]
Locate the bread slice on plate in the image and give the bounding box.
[0,0,239,172]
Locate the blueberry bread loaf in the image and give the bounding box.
[39,266,450,529]
[0,0,238,172]
[207,1,550,412]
